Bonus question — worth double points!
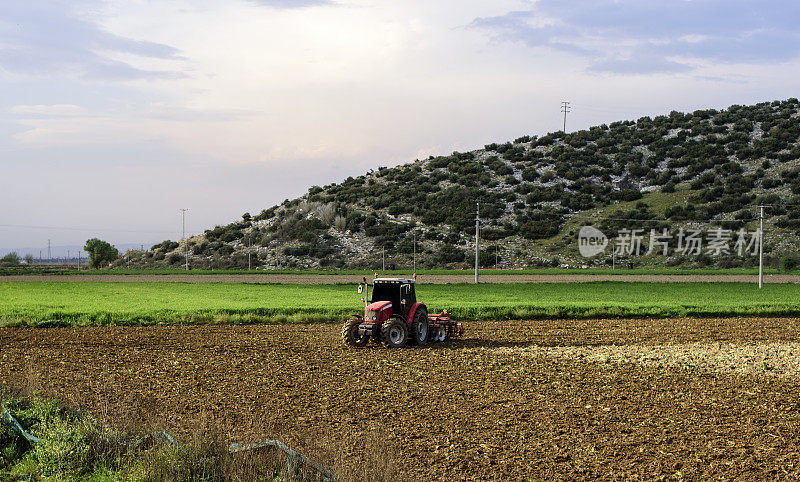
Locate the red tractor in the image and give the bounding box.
[341,276,464,348]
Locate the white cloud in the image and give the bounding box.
[10,104,88,116]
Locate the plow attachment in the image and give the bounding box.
[427,310,464,343]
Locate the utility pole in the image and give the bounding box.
[382,246,385,272]
[759,205,765,289]
[248,235,251,271]
[47,239,51,262]
[561,101,571,133]
[475,201,480,284]
[67,250,70,266]
[413,231,416,274]
[495,244,498,270]
[180,208,189,270]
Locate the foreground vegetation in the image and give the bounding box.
[2,281,800,327]
[0,395,286,481]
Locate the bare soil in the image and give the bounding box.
[498,342,800,378]
[2,274,799,283]
[2,318,800,480]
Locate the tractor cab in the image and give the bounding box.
[370,278,416,319]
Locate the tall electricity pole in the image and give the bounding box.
[759,205,765,289]
[413,231,416,274]
[475,201,480,284]
[47,239,51,261]
[180,208,189,270]
[382,246,385,271]
[561,101,571,132]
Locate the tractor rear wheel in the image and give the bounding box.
[410,307,429,345]
[381,317,408,348]
[341,318,368,347]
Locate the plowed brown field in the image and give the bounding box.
[2,318,800,480]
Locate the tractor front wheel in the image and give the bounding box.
[341,318,368,347]
[381,317,408,348]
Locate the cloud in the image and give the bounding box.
[249,0,333,9]
[0,1,184,80]
[10,104,88,116]
[471,0,800,75]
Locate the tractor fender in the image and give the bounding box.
[406,302,426,324]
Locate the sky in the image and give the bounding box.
[1,0,799,255]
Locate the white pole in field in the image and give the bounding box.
[382,245,385,271]
[759,205,764,289]
[475,201,480,284]
[413,231,416,274]
[180,208,189,270]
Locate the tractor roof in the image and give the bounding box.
[374,277,415,284]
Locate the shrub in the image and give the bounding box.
[167,252,184,265]
[436,244,465,265]
[781,255,800,271]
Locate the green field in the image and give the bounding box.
[2,281,800,327]
[0,266,787,276]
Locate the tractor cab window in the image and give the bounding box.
[370,281,416,313]
[401,284,416,306]
[371,283,400,308]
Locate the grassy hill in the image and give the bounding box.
[136,98,800,270]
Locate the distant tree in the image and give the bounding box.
[0,252,20,266]
[23,254,35,265]
[84,238,119,268]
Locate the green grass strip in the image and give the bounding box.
[2,281,800,327]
